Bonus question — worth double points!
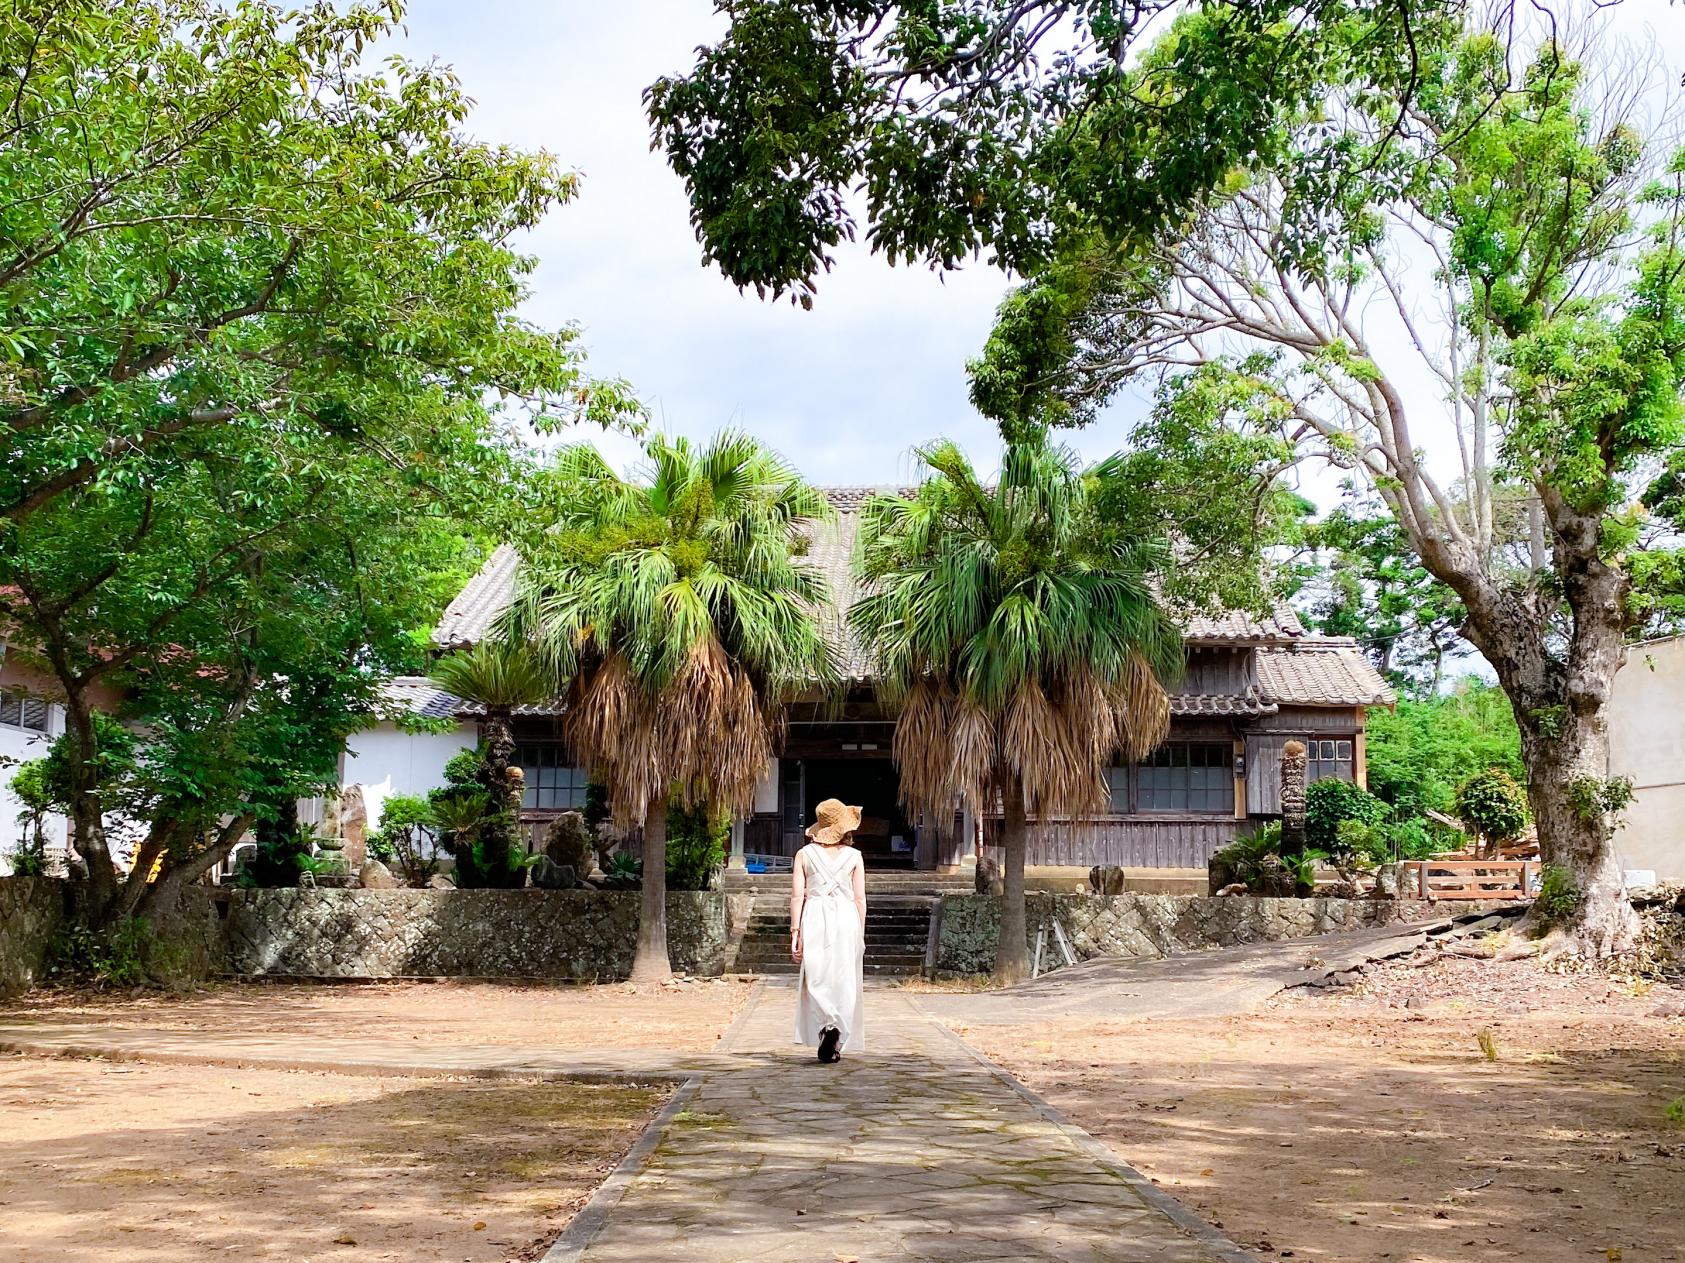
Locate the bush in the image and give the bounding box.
[369,792,440,886]
[46,919,153,987]
[1305,778,1388,852]
[1534,863,1581,926]
[428,748,526,888]
[667,799,727,890]
[1455,767,1529,852]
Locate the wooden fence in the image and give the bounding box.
[1409,859,1535,902]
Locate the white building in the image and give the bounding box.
[1608,634,1685,885]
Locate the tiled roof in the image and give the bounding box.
[376,676,568,721]
[377,676,465,720]
[433,544,519,649]
[1257,641,1397,707]
[1181,604,1307,644]
[422,495,1387,711]
[1169,690,1276,718]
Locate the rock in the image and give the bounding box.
[543,812,593,871]
[975,855,1003,896]
[357,860,399,889]
[1254,853,1297,898]
[1089,865,1129,895]
[1491,942,1540,962]
[1648,998,1685,1020]
[531,856,579,890]
[427,873,456,890]
[1372,863,1405,899]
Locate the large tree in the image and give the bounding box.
[967,26,1684,953]
[510,433,835,983]
[851,436,1182,982]
[0,0,638,923]
[653,4,1685,956]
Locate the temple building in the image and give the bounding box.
[347,488,1394,876]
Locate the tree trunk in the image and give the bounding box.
[993,779,1029,984]
[63,699,116,919]
[134,814,253,928]
[630,797,672,984]
[478,712,521,887]
[1514,696,1641,956]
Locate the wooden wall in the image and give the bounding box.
[988,817,1242,869]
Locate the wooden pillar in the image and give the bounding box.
[1354,710,1369,790]
[1233,737,1247,820]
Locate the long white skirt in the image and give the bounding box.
[794,892,865,1051]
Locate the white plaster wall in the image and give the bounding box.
[0,709,67,875]
[1608,637,1685,883]
[343,721,477,833]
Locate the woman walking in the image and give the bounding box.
[791,798,867,1062]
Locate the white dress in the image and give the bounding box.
[793,843,866,1052]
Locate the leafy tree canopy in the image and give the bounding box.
[647,0,1442,305]
[2,0,639,526]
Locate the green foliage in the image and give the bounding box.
[442,749,485,791]
[666,800,727,891]
[512,430,837,826]
[368,792,440,887]
[1534,864,1582,926]
[1364,683,1524,822]
[1302,493,1471,695]
[599,851,643,890]
[583,781,611,834]
[1566,775,1635,824]
[0,0,638,923]
[1305,778,1388,853]
[8,758,53,875]
[646,2,1429,302]
[1665,1097,1685,1128]
[1476,1029,1499,1062]
[428,642,557,714]
[1455,768,1531,845]
[45,918,162,987]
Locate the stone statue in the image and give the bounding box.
[1280,739,1308,854]
[339,783,368,870]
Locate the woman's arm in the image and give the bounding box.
[852,852,867,932]
[789,849,805,963]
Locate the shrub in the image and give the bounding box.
[1455,767,1529,852]
[1305,778,1388,852]
[1534,863,1581,926]
[667,799,727,890]
[46,919,154,987]
[369,792,440,886]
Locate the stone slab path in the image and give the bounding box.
[554,982,1242,1263]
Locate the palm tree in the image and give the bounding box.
[509,432,835,982]
[429,639,557,887]
[851,436,1183,983]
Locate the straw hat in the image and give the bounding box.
[805,798,863,846]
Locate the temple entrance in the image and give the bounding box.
[800,757,916,869]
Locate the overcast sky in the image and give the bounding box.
[396,0,1684,496]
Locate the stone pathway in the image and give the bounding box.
[555,982,1242,1263]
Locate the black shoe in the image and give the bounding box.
[818,1026,840,1063]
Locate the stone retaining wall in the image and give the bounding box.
[223,888,753,980]
[0,876,66,996]
[936,892,1440,975]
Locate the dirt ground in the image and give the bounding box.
[959,953,1685,1263]
[3,976,754,1053]
[0,1052,667,1263]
